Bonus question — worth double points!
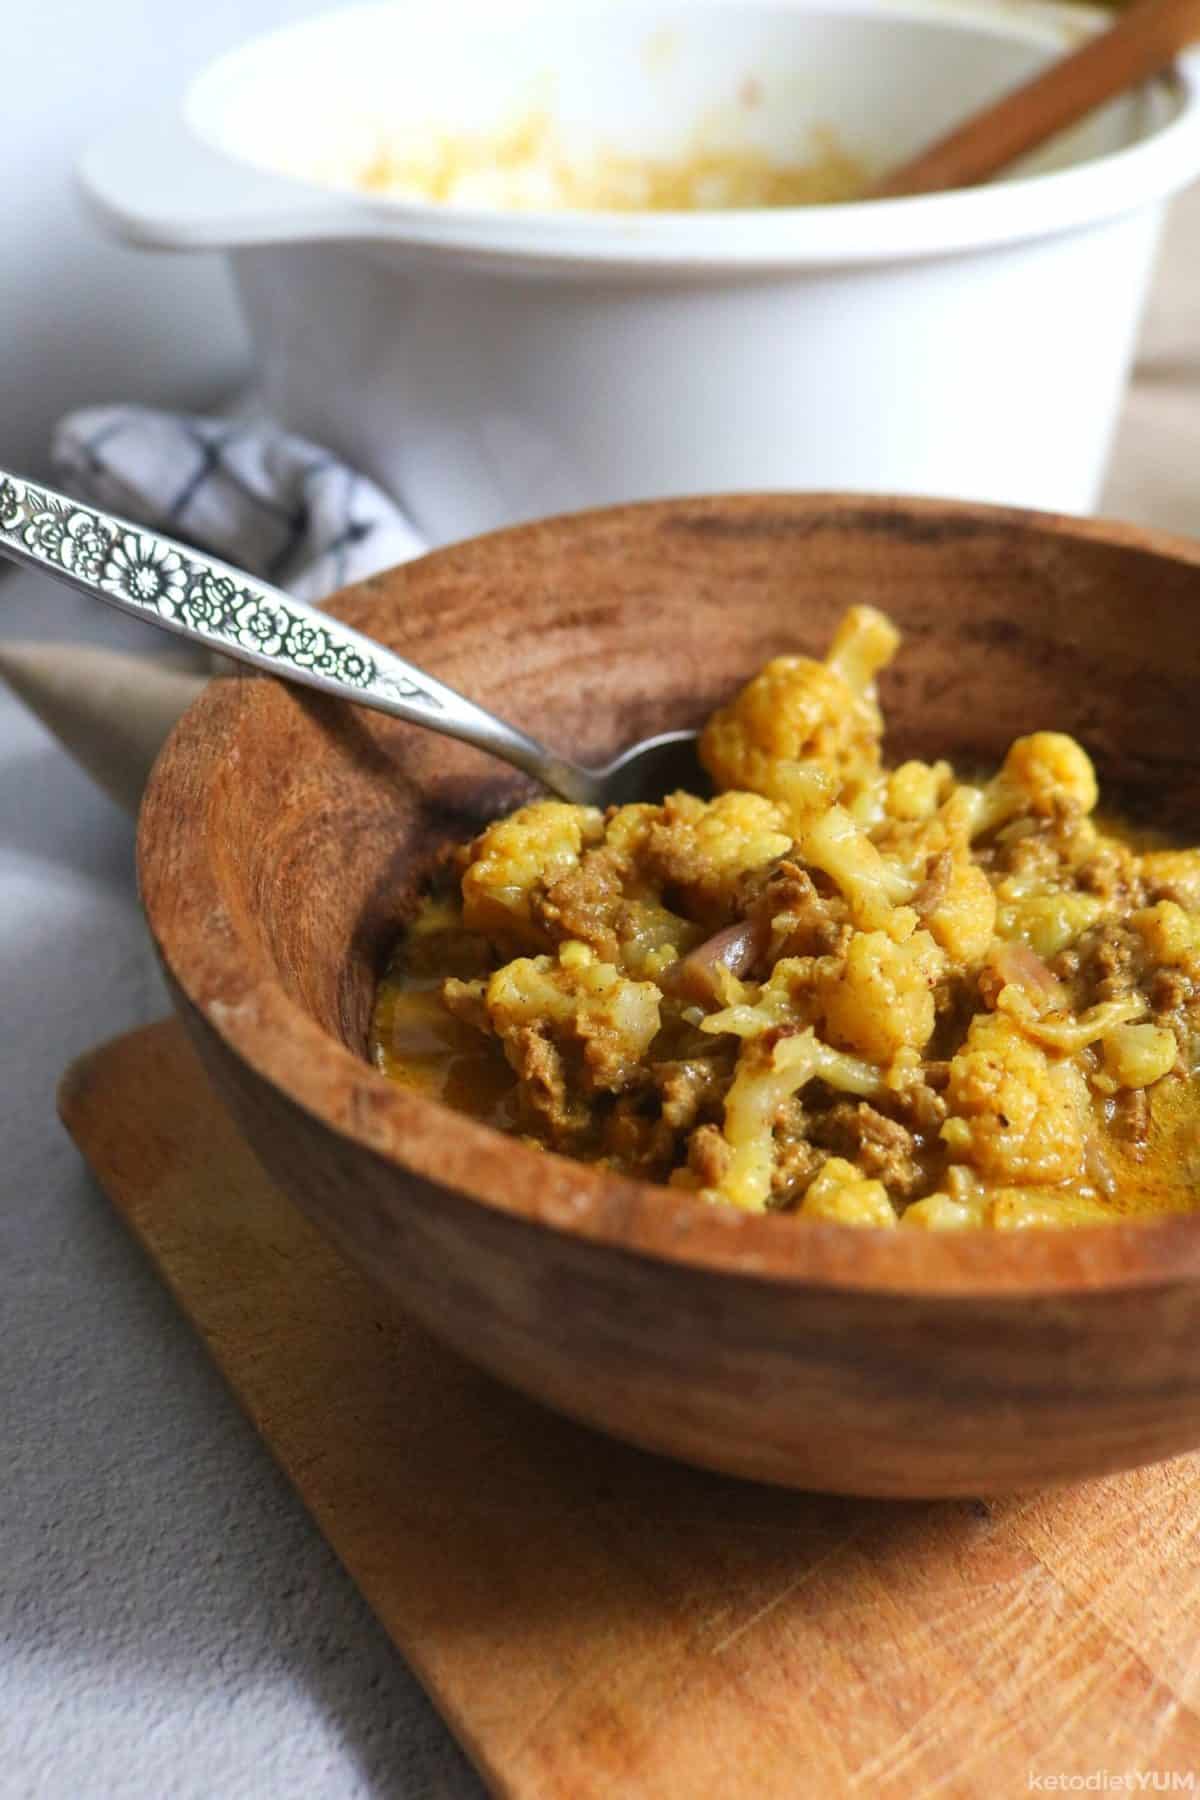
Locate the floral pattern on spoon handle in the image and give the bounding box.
[0,474,435,704]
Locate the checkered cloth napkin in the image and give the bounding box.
[53,404,427,601]
[0,403,433,812]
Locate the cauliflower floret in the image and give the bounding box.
[1133,899,1200,967]
[601,801,657,862]
[901,1165,989,1228]
[996,892,1105,959]
[795,804,915,932]
[699,956,818,1040]
[799,1157,897,1228]
[1004,732,1098,815]
[710,1029,884,1211]
[824,604,902,694]
[874,788,996,964]
[461,801,604,947]
[985,1189,1116,1230]
[1102,1023,1178,1090]
[940,1012,1090,1186]
[973,733,1098,837]
[925,858,996,964]
[819,928,943,1064]
[485,940,662,1104]
[710,1031,820,1211]
[902,1191,985,1230]
[699,605,899,812]
[887,760,954,823]
[999,994,1145,1053]
[609,790,792,927]
[700,960,891,1087]
[1140,849,1200,909]
[907,1181,1114,1229]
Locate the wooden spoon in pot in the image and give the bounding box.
[871,0,1200,199]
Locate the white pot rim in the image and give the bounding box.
[81,0,1200,272]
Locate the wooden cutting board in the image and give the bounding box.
[60,1020,1200,1798]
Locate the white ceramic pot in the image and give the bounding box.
[81,0,1200,546]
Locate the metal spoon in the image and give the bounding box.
[0,467,701,808]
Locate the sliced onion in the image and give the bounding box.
[1084,1133,1117,1198]
[666,917,767,1005]
[989,940,1068,1009]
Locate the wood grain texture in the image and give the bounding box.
[870,0,1200,199]
[59,1019,1200,1800]
[136,495,1200,1497]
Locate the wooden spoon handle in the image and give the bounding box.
[870,0,1200,199]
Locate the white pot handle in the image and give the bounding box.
[77,108,364,251]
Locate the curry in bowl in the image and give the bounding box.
[373,604,1200,1229]
[140,495,1200,1496]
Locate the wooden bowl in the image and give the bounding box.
[139,494,1200,1499]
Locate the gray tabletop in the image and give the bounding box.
[3,187,1200,1800]
[0,575,483,1798]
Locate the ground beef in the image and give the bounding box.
[1110,1087,1151,1158]
[653,1058,729,1132]
[637,797,777,926]
[912,850,953,922]
[769,1134,825,1209]
[602,1097,678,1178]
[989,820,1068,889]
[888,1073,950,1137]
[1145,966,1199,1066]
[1075,922,1143,1006]
[1051,946,1082,982]
[1149,966,1193,1020]
[1076,844,1144,908]
[535,849,627,961]
[442,976,490,1034]
[807,1101,926,1200]
[686,1123,732,1188]
[510,1027,578,1139]
[743,859,847,959]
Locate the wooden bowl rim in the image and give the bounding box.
[139,492,1200,1302]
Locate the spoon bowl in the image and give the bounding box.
[588,728,708,808]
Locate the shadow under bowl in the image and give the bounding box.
[139,493,1200,1498]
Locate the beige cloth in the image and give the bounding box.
[4,182,1200,814]
[0,641,205,816]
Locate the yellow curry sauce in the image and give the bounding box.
[371,606,1200,1228]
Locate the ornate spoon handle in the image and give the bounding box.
[0,468,589,797]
